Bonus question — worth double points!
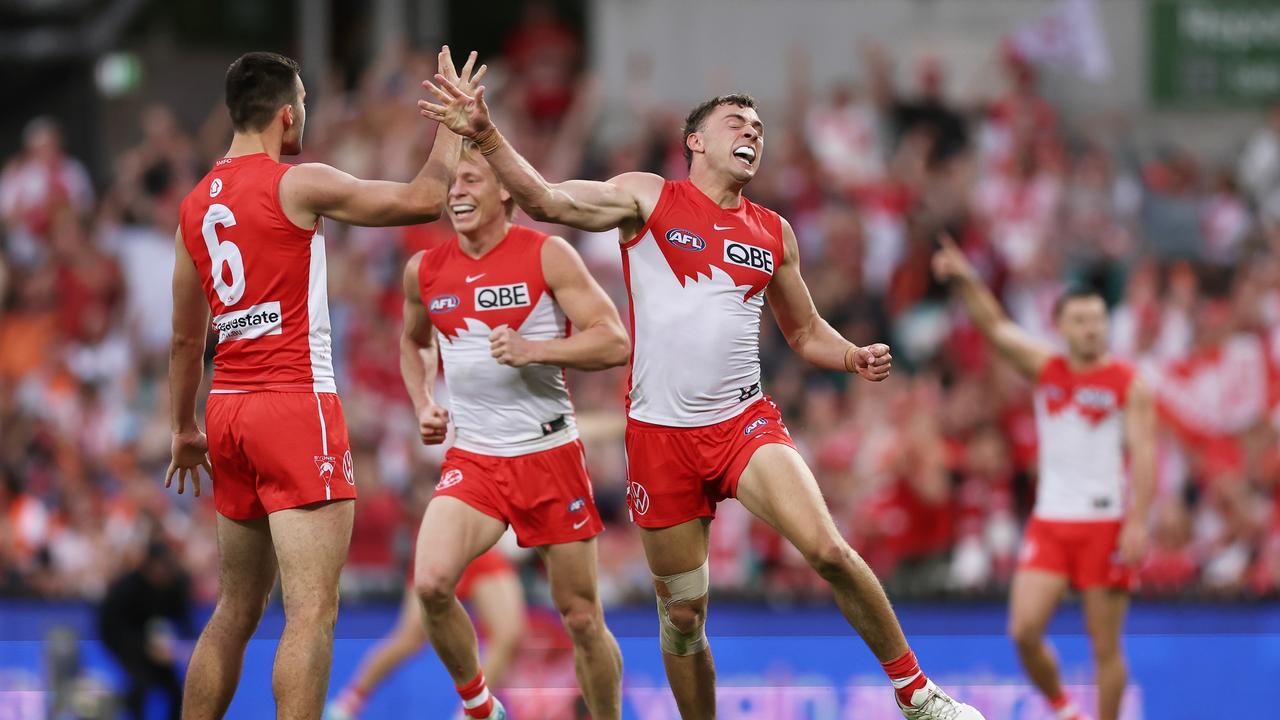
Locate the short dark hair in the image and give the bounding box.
[681,93,757,168]
[225,52,301,132]
[1053,286,1107,318]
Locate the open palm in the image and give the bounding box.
[418,74,492,139]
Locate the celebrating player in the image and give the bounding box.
[399,139,629,720]
[419,79,984,718]
[325,545,525,720]
[932,236,1156,720]
[167,48,483,719]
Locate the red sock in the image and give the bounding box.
[1049,693,1081,718]
[882,649,929,707]
[335,686,367,714]
[457,672,494,719]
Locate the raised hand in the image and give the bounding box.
[849,343,893,382]
[931,233,978,284]
[418,71,493,139]
[436,45,488,99]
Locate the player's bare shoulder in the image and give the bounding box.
[610,171,665,235]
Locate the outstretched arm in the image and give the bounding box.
[281,47,486,228]
[166,230,212,497]
[1119,377,1156,565]
[489,237,630,370]
[418,75,662,233]
[768,218,892,381]
[931,234,1053,380]
[400,253,449,445]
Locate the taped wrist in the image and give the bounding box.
[473,126,504,156]
[653,560,710,656]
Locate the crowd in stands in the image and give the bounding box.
[3,22,1280,605]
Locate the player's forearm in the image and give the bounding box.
[168,334,205,434]
[1127,443,1156,522]
[951,274,1009,337]
[399,334,439,414]
[475,127,564,221]
[788,315,859,372]
[530,321,630,370]
[402,124,461,221]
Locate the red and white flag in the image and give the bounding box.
[1008,0,1111,81]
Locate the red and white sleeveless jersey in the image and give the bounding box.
[621,180,784,427]
[419,225,576,456]
[1033,356,1135,521]
[178,154,335,394]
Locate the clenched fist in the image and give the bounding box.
[417,404,450,445]
[490,327,539,367]
[848,343,893,382]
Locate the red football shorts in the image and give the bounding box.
[624,397,796,529]
[432,439,603,548]
[1019,517,1134,591]
[205,391,356,521]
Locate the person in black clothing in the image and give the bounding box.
[97,542,193,720]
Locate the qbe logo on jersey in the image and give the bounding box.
[723,240,774,275]
[475,282,531,311]
[211,301,282,343]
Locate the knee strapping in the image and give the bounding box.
[653,560,709,656]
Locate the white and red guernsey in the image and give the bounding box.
[1032,357,1136,521]
[418,225,577,456]
[622,179,784,427]
[179,154,335,394]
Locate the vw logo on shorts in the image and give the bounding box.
[342,450,355,485]
[436,468,463,491]
[627,481,651,516]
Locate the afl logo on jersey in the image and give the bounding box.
[743,418,769,436]
[429,294,460,313]
[724,240,774,274]
[666,228,706,252]
[209,178,223,197]
[475,282,531,310]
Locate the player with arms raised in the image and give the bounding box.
[419,79,983,718]
[167,48,484,719]
[932,236,1156,720]
[398,139,630,720]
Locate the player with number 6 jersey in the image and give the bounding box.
[167,48,485,720]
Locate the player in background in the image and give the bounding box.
[932,236,1156,720]
[325,546,524,720]
[419,79,984,720]
[166,48,485,719]
[398,140,629,720]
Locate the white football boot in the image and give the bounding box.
[897,679,985,720]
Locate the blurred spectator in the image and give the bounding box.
[96,542,192,720]
[503,0,582,128]
[0,117,94,267]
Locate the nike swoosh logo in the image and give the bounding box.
[465,274,486,283]
[713,224,734,231]
[572,517,590,530]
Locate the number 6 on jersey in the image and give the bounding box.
[202,203,246,306]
